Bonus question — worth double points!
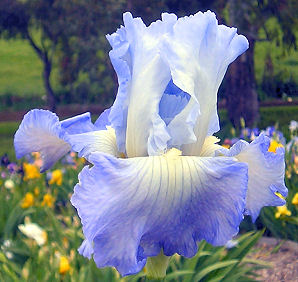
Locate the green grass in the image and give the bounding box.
[0,38,59,98]
[0,121,19,160]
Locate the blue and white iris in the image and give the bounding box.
[14,11,287,277]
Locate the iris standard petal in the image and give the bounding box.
[162,11,249,155]
[65,127,119,158]
[14,109,70,172]
[71,150,247,275]
[107,12,179,157]
[218,133,288,222]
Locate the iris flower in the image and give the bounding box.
[14,11,287,278]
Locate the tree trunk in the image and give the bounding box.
[226,0,259,128]
[226,38,259,128]
[26,32,56,112]
[43,57,56,112]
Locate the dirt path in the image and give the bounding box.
[250,237,298,281]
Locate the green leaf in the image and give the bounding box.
[164,270,194,281]
[193,260,238,281]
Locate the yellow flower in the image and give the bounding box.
[21,192,34,208]
[268,140,283,153]
[34,187,40,196]
[59,256,70,275]
[292,193,298,206]
[41,193,55,208]
[23,163,41,181]
[49,170,63,186]
[275,206,292,219]
[222,144,230,149]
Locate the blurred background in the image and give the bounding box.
[0,0,297,119]
[0,1,297,281]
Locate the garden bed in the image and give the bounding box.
[250,237,298,281]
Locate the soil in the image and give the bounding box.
[249,237,298,281]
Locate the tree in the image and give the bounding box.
[0,0,63,111]
[225,0,297,128]
[0,0,126,110]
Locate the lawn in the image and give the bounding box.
[0,39,59,98]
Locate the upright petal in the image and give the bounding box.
[71,151,247,275]
[162,11,249,155]
[218,133,288,221]
[107,12,178,157]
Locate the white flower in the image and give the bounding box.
[18,219,47,246]
[289,120,298,132]
[4,179,15,189]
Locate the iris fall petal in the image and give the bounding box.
[218,133,288,221]
[14,109,70,172]
[14,110,99,171]
[71,150,247,275]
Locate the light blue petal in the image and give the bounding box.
[71,151,247,275]
[161,11,248,155]
[159,79,190,126]
[78,239,94,259]
[218,133,288,221]
[106,25,131,153]
[94,108,111,129]
[60,112,96,134]
[14,109,70,172]
[14,110,99,171]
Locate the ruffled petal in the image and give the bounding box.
[218,133,288,221]
[162,11,248,155]
[65,127,119,158]
[71,151,247,275]
[14,109,70,172]
[107,13,179,157]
